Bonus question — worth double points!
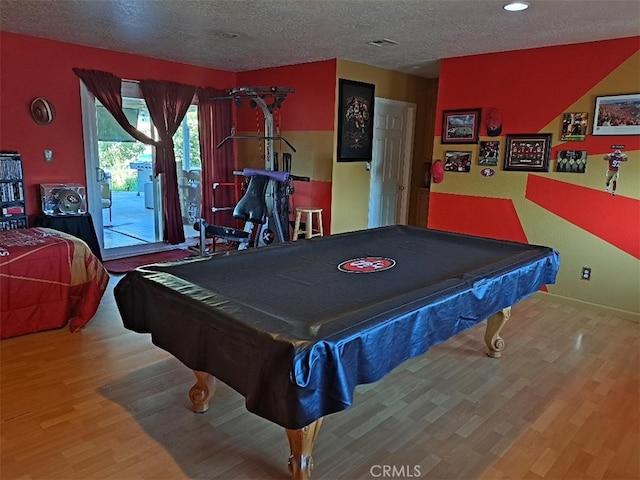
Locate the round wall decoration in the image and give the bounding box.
[30,97,55,125]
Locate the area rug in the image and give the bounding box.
[104,249,196,274]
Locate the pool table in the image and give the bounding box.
[115,225,559,479]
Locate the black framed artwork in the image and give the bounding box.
[337,79,375,162]
[504,134,552,172]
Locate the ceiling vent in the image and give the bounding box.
[367,39,398,47]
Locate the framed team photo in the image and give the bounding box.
[441,108,481,144]
[444,151,472,172]
[592,93,640,136]
[479,141,499,166]
[504,134,552,172]
[560,112,588,141]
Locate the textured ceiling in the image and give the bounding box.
[1,0,639,78]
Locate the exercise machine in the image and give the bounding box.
[195,86,306,255]
[195,167,309,255]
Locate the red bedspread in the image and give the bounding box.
[0,227,109,339]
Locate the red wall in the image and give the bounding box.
[237,61,336,233]
[0,32,335,234]
[236,61,336,132]
[0,32,235,222]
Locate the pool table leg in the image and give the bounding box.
[285,418,323,480]
[484,307,512,358]
[189,370,216,413]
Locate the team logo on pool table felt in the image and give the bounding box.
[338,256,396,273]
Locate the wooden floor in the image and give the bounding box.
[1,276,638,480]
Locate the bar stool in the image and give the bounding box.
[293,207,324,240]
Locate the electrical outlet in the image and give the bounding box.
[581,267,591,281]
[44,149,53,162]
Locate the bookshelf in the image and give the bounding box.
[0,152,28,230]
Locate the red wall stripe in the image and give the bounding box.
[427,192,528,243]
[525,175,640,259]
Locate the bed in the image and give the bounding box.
[0,227,109,339]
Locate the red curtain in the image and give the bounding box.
[197,87,236,227]
[73,68,195,244]
[73,68,156,145]
[140,80,196,244]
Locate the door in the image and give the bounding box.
[368,98,416,228]
[82,84,165,260]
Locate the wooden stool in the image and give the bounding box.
[293,207,323,240]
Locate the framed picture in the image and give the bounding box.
[556,150,587,173]
[479,140,500,166]
[337,79,375,162]
[592,93,640,136]
[560,112,588,141]
[444,151,472,172]
[441,108,481,144]
[504,134,552,172]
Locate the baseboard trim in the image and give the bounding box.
[532,291,639,323]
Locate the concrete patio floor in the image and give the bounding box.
[101,190,198,251]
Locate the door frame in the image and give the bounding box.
[80,82,103,248]
[368,97,416,227]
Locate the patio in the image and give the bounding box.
[102,190,198,251]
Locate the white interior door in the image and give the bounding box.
[368,98,416,228]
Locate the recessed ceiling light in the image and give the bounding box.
[503,2,529,11]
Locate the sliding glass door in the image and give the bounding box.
[81,81,201,260]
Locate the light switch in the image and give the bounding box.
[44,150,53,162]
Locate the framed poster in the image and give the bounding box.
[504,134,552,172]
[560,112,588,141]
[444,151,472,172]
[592,93,640,136]
[441,108,481,144]
[337,79,375,162]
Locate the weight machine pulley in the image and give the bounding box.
[216,86,297,165]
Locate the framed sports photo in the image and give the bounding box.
[504,134,552,172]
[337,79,375,162]
[556,150,587,173]
[592,93,640,136]
[560,112,588,141]
[479,141,499,166]
[444,151,472,172]
[441,108,481,144]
